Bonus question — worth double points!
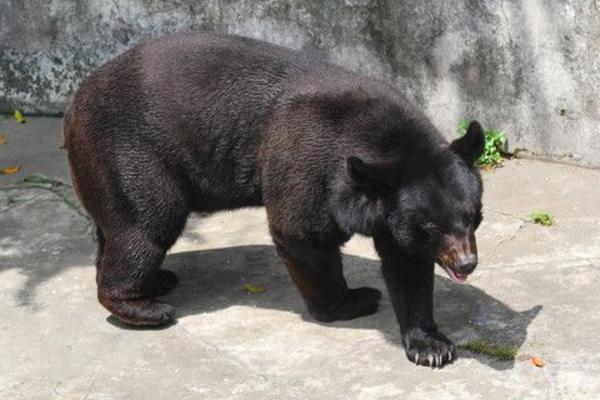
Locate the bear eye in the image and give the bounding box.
[422,222,442,235]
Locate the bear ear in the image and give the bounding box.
[450,120,485,166]
[346,156,399,196]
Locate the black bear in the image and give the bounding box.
[64,32,484,368]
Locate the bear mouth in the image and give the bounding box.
[439,264,469,284]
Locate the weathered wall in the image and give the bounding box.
[1,0,599,165]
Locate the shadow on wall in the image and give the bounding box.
[118,245,541,371]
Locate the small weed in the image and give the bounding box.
[458,340,517,361]
[458,119,507,168]
[531,210,554,226]
[457,119,470,136]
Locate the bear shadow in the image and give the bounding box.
[156,245,541,371]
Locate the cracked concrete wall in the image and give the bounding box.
[1,0,599,166]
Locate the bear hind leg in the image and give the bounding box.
[96,230,178,326]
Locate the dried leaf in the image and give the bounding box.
[1,165,21,175]
[14,109,26,123]
[531,356,544,368]
[243,284,266,293]
[0,133,6,145]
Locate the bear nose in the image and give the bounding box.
[455,254,478,275]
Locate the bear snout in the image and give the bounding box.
[436,232,479,278]
[454,254,478,275]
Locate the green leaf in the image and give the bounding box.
[243,284,266,293]
[22,174,57,184]
[14,109,26,123]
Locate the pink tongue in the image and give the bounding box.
[443,266,468,284]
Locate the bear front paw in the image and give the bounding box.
[403,328,456,368]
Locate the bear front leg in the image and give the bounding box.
[374,236,456,368]
[272,234,382,322]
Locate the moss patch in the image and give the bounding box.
[458,340,517,361]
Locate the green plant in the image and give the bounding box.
[457,119,506,167]
[0,174,89,220]
[457,119,470,136]
[531,210,554,226]
[458,340,517,361]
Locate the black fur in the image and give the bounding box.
[64,32,484,368]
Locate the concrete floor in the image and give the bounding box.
[1,116,600,399]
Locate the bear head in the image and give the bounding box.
[345,121,486,283]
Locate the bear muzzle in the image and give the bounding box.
[435,233,478,284]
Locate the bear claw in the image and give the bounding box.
[404,328,456,368]
[99,292,175,327]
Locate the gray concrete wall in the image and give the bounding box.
[1,0,599,166]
